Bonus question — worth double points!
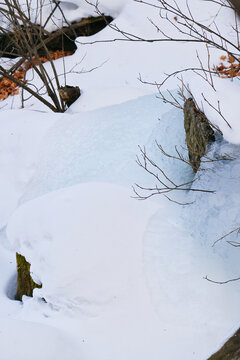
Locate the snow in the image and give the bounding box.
[0,0,240,359]
[19,94,175,203]
[0,109,57,229]
[4,101,240,359]
[184,75,240,144]
[3,94,240,360]
[17,0,129,31]
[0,318,80,360]
[7,183,158,310]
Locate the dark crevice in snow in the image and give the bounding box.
[0,15,114,59]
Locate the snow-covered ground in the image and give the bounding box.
[1,0,240,359]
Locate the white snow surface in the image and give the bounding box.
[1,0,240,359]
[3,94,240,360]
[12,0,128,31]
[7,183,158,310]
[0,109,57,229]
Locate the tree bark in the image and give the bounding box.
[228,0,240,16]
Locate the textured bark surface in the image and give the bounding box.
[184,98,215,172]
[15,253,41,301]
[228,0,240,16]
[208,328,240,360]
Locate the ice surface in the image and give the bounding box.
[20,93,181,203]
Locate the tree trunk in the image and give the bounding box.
[15,253,41,301]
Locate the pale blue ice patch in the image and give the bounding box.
[20,93,187,203]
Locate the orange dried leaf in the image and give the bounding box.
[228,55,235,63]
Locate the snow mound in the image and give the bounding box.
[20,93,176,203]
[185,75,240,144]
[17,0,129,31]
[0,109,57,229]
[0,318,80,360]
[7,182,158,312]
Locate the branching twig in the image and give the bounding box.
[212,226,240,246]
[133,145,215,203]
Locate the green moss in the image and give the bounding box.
[15,253,42,301]
[184,98,215,172]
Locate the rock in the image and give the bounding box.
[58,85,81,107]
[184,98,215,172]
[15,253,41,301]
[208,328,240,360]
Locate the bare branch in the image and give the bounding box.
[212,226,240,246]
[133,145,215,203]
[204,275,240,284]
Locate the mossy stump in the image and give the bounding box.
[184,98,215,172]
[208,328,240,360]
[15,253,41,301]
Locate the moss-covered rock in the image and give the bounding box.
[58,85,81,107]
[184,98,215,172]
[15,253,41,301]
[208,328,240,360]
